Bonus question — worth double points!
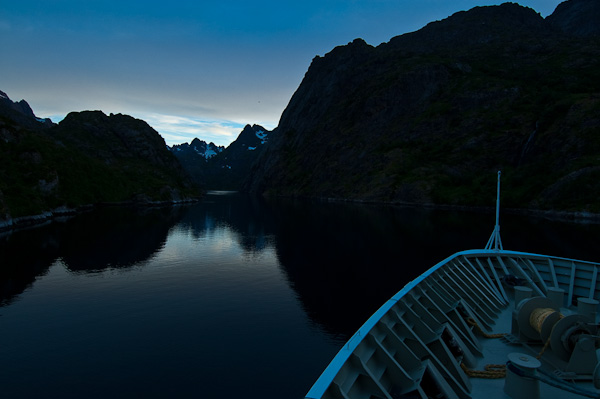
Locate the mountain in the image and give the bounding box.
[171,138,224,160]
[169,139,224,188]
[170,124,271,190]
[243,0,600,214]
[0,96,199,227]
[0,90,54,129]
[547,0,600,37]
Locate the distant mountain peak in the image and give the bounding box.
[0,89,54,127]
[170,124,273,190]
[243,124,269,147]
[236,124,270,147]
[169,139,224,161]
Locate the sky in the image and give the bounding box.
[1,0,564,147]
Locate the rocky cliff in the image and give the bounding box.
[0,97,198,226]
[547,0,600,36]
[244,0,600,213]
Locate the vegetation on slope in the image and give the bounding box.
[0,110,199,221]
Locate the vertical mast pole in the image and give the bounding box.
[494,170,501,251]
[485,171,503,251]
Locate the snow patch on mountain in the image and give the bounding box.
[255,129,268,144]
[169,139,224,161]
[193,143,219,159]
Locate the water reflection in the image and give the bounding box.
[0,225,59,306]
[3,193,600,341]
[0,194,278,307]
[269,200,495,339]
[0,206,183,305]
[2,193,600,399]
[59,206,183,272]
[271,199,600,340]
[176,193,276,254]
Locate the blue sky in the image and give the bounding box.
[1,0,563,146]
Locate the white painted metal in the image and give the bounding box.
[548,258,559,288]
[485,171,503,251]
[590,267,598,299]
[305,249,600,399]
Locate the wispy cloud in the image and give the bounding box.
[142,113,246,147]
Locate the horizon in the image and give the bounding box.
[1,0,563,147]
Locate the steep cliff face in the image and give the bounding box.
[244,1,600,212]
[547,0,600,36]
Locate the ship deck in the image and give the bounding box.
[469,290,598,399]
[306,249,600,399]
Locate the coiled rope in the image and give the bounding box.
[528,307,564,359]
[530,307,557,333]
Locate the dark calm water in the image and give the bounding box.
[2,192,600,398]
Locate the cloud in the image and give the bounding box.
[142,113,247,147]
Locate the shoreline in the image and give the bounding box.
[296,195,600,224]
[0,198,200,234]
[3,194,600,235]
